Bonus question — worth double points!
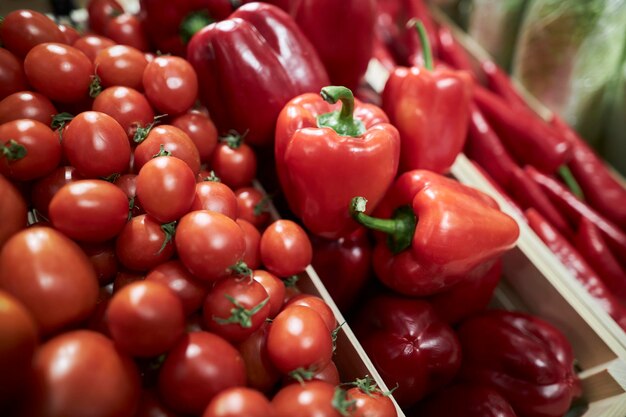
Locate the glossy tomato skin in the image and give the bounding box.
[29,330,141,417]
[238,219,261,269]
[31,166,83,217]
[191,180,238,219]
[210,142,257,189]
[143,56,198,115]
[24,43,93,103]
[202,387,273,417]
[272,381,342,417]
[260,220,313,277]
[252,270,285,318]
[115,214,175,271]
[72,34,116,62]
[347,388,397,417]
[235,187,271,229]
[145,260,208,316]
[105,14,150,52]
[171,111,218,163]
[134,125,201,174]
[0,119,61,181]
[49,179,129,242]
[0,227,99,335]
[285,294,337,332]
[157,331,246,415]
[0,91,57,125]
[0,10,65,58]
[95,45,148,90]
[81,241,118,286]
[58,24,81,45]
[92,86,155,140]
[0,175,27,248]
[238,322,281,394]
[114,173,144,217]
[88,0,125,35]
[0,48,29,99]
[175,210,246,282]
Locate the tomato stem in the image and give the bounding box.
[213,295,270,328]
[51,112,75,139]
[89,74,102,98]
[253,194,272,216]
[153,144,172,158]
[284,275,300,288]
[228,260,253,279]
[203,170,221,182]
[133,114,167,144]
[288,366,317,385]
[1,139,27,161]
[158,221,177,253]
[219,129,247,149]
[332,387,356,417]
[331,322,345,353]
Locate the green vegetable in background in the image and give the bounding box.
[602,47,626,176]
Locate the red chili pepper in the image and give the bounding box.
[275,86,400,239]
[480,60,528,109]
[382,21,473,174]
[437,25,477,78]
[186,3,329,147]
[526,208,626,330]
[418,384,517,417]
[351,170,519,296]
[457,309,581,417]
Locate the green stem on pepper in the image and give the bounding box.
[180,10,214,44]
[408,18,433,71]
[558,165,585,200]
[317,86,366,137]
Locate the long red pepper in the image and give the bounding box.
[480,60,528,109]
[437,25,477,78]
[526,208,626,331]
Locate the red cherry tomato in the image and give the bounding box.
[0,227,99,335]
[191,179,238,219]
[286,294,337,332]
[0,10,65,58]
[171,111,218,163]
[238,218,261,269]
[145,260,209,316]
[202,387,273,417]
[81,241,118,286]
[105,14,149,52]
[143,56,198,115]
[0,119,61,181]
[283,360,340,386]
[58,24,81,45]
[157,331,246,415]
[0,91,57,125]
[260,220,313,277]
[136,155,196,222]
[210,139,257,189]
[31,166,83,217]
[114,173,143,217]
[238,322,281,394]
[272,381,343,417]
[175,210,246,282]
[0,48,29,99]
[95,45,148,90]
[115,214,175,271]
[347,386,397,417]
[134,125,201,174]
[235,187,271,229]
[63,111,131,178]
[29,330,141,417]
[24,43,93,103]
[0,175,27,249]
[73,34,116,62]
[252,269,284,318]
[92,86,155,140]
[88,0,125,35]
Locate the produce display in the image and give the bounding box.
[0,0,624,416]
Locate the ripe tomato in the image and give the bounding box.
[210,139,257,189]
[81,241,118,286]
[135,389,180,417]
[0,227,99,335]
[202,387,273,417]
[175,210,246,282]
[0,91,57,125]
[285,294,337,332]
[73,34,116,62]
[114,173,143,217]
[29,330,141,417]
[0,10,65,58]
[92,86,155,140]
[105,14,149,52]
[0,48,29,100]
[238,322,281,394]
[63,111,131,178]
[145,260,209,316]
[31,166,83,217]
[0,119,61,181]
[0,175,27,248]
[113,269,145,293]
[58,23,81,45]
[283,360,340,386]
[347,386,397,417]
[239,218,261,269]
[95,45,148,90]
[115,214,175,271]
[260,220,312,277]
[272,381,344,417]
[88,0,125,35]
[49,179,129,242]
[252,269,284,318]
[143,56,198,115]
[171,111,218,163]
[267,305,333,375]
[134,125,201,174]
[157,331,246,415]
[24,43,93,103]
[191,179,238,219]
[136,155,196,222]
[235,187,271,229]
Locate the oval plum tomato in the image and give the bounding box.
[73,34,116,62]
[0,10,65,58]
[286,294,337,332]
[0,91,57,125]
[238,322,281,393]
[260,220,312,277]
[203,275,270,343]
[92,86,155,140]
[105,14,149,52]
[0,290,38,406]
[29,330,141,417]
[88,0,124,35]
[347,384,397,417]
[175,210,246,282]
[63,111,131,178]
[31,166,83,217]
[0,119,61,181]
[49,179,129,242]
[191,179,238,219]
[202,387,273,417]
[238,218,261,269]
[95,45,148,90]
[58,24,81,45]
[106,280,185,357]
[272,381,345,417]
[134,125,201,174]
[171,111,218,162]
[0,49,29,100]
[210,135,257,189]
[24,43,93,103]
[143,56,198,115]
[81,241,118,286]
[0,227,99,335]
[115,214,175,271]
[283,360,340,386]
[267,305,333,375]
[136,155,196,222]
[157,331,246,415]
[0,175,27,248]
[252,270,284,318]
[146,260,208,316]
[114,173,143,217]
[235,187,271,229]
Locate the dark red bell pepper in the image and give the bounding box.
[351,170,519,296]
[352,295,461,409]
[186,2,329,147]
[457,309,581,417]
[275,86,400,239]
[417,384,517,417]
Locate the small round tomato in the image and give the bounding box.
[24,43,93,103]
[145,260,209,316]
[88,0,125,35]
[0,91,57,125]
[203,387,273,417]
[31,166,83,217]
[95,45,148,90]
[29,330,141,417]
[0,227,99,335]
[0,175,27,249]
[171,111,218,163]
[58,23,81,45]
[115,214,175,271]
[107,280,185,357]
[238,322,280,394]
[114,173,143,216]
[136,155,196,222]
[347,385,397,417]
[235,187,271,229]
[73,34,116,62]
[283,360,340,386]
[260,220,312,277]
[175,210,246,282]
[272,381,344,417]
[191,179,238,219]
[285,294,337,332]
[267,305,333,375]
[63,111,131,178]
[134,125,201,174]
[105,14,149,52]
[0,119,61,181]
[143,56,198,115]
[0,49,29,100]
[1,10,65,58]
[210,137,257,189]
[238,218,261,269]
[81,241,118,286]
[158,331,246,415]
[92,86,155,140]
[252,269,284,318]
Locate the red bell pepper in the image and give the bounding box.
[382,21,473,174]
[352,295,461,409]
[418,384,517,417]
[275,86,400,239]
[351,170,519,296]
[186,2,329,147]
[457,309,581,417]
